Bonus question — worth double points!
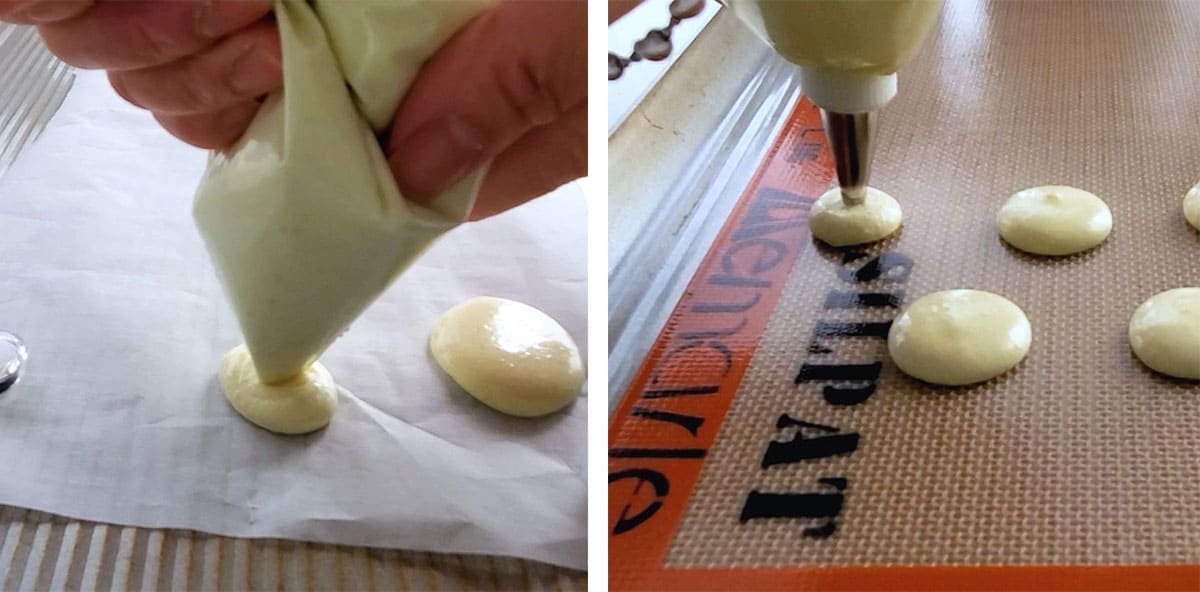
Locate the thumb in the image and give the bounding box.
[386,0,586,216]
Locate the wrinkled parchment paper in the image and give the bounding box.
[0,71,587,570]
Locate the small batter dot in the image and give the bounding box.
[1129,288,1200,380]
[996,185,1112,256]
[219,345,338,435]
[429,297,584,417]
[1183,182,1200,231]
[888,289,1032,386]
[808,186,902,247]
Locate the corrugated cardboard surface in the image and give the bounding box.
[0,23,585,591]
[0,24,72,178]
[665,0,1199,567]
[0,507,585,591]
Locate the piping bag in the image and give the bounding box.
[194,0,492,384]
[728,0,944,205]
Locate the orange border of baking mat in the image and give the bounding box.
[607,97,1200,592]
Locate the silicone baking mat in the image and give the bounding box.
[609,2,1199,590]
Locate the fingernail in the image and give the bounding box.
[194,0,271,38]
[229,45,281,97]
[24,0,90,23]
[388,116,486,204]
[193,0,219,37]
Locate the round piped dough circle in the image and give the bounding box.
[430,297,584,417]
[809,187,902,247]
[888,290,1032,386]
[1184,182,1200,231]
[1128,288,1200,380]
[219,345,338,434]
[997,185,1112,255]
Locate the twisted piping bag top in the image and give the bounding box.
[193,0,494,383]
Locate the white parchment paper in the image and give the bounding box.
[0,71,587,570]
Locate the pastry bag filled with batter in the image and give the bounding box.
[194,0,492,383]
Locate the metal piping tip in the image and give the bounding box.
[820,110,876,206]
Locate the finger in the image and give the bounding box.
[109,19,280,115]
[153,100,260,150]
[37,0,271,70]
[0,0,92,24]
[470,101,586,221]
[387,0,586,203]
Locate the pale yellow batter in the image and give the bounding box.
[193,2,490,385]
[219,345,338,435]
[1128,288,1200,380]
[996,186,1112,256]
[888,289,1032,386]
[429,297,584,417]
[730,0,943,113]
[732,0,944,75]
[1184,182,1200,231]
[809,187,902,247]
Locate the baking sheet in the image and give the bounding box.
[0,70,586,570]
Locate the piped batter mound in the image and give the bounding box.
[887,289,1032,386]
[1128,288,1200,380]
[808,187,902,247]
[996,185,1112,256]
[429,297,584,417]
[1184,182,1200,231]
[194,1,490,387]
[219,345,338,435]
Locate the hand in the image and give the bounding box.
[0,0,278,148]
[0,0,586,220]
[387,0,586,219]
